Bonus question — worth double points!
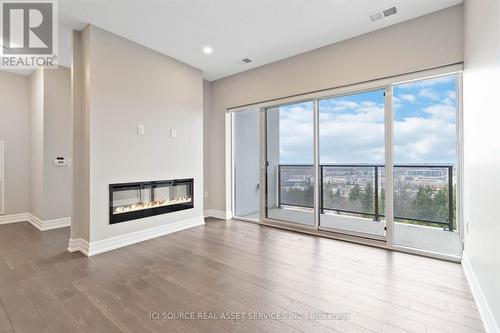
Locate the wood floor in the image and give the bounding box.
[0,218,483,333]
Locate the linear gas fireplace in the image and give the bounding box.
[109,178,194,224]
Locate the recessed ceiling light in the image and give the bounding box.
[203,46,213,55]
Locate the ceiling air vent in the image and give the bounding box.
[370,5,398,22]
[241,58,252,64]
[370,12,384,22]
[383,6,398,17]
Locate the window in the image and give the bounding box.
[392,74,459,255]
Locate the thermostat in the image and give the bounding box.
[53,157,68,167]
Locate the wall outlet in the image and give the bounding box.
[170,128,177,138]
[204,190,208,198]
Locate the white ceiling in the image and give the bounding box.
[57,0,461,80]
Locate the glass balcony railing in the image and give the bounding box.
[277,164,455,231]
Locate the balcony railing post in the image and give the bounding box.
[448,166,454,231]
[320,165,324,214]
[374,166,379,222]
[278,165,282,209]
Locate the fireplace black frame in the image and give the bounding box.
[109,178,194,224]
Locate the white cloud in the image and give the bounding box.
[331,100,358,111]
[419,88,440,100]
[424,104,456,122]
[394,117,455,163]
[398,75,455,89]
[277,96,456,164]
[446,90,457,100]
[400,94,416,102]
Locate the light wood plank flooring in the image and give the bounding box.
[0,218,483,333]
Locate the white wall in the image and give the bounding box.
[73,25,203,243]
[203,80,212,209]
[43,68,72,220]
[0,71,30,215]
[0,68,70,220]
[29,69,45,218]
[205,5,464,212]
[463,0,500,331]
[29,67,72,221]
[71,30,90,240]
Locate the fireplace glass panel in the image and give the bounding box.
[110,179,194,224]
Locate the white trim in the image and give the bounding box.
[69,216,205,257]
[385,86,394,246]
[28,214,71,231]
[0,213,70,231]
[0,212,29,225]
[312,99,319,229]
[462,252,500,333]
[67,238,89,256]
[232,216,259,224]
[204,209,231,220]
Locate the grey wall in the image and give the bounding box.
[72,25,204,242]
[0,71,30,215]
[43,68,72,220]
[28,67,72,221]
[203,80,212,209]
[29,69,45,218]
[463,0,500,330]
[0,67,70,219]
[205,5,465,212]
[71,30,90,240]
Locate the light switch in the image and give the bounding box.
[137,124,145,135]
[170,128,177,138]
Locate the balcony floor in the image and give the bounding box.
[267,207,461,256]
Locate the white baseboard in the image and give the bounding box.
[204,209,232,220]
[68,215,204,257]
[28,214,71,231]
[462,252,500,333]
[0,212,29,225]
[67,238,90,256]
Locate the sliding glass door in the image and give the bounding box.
[233,109,260,221]
[318,89,386,238]
[260,71,461,258]
[265,101,315,226]
[392,74,460,256]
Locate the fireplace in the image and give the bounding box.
[109,178,194,224]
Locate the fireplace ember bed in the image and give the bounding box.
[109,178,194,224]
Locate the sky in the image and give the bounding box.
[278,74,457,165]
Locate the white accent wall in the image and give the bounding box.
[463,0,500,331]
[72,25,204,244]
